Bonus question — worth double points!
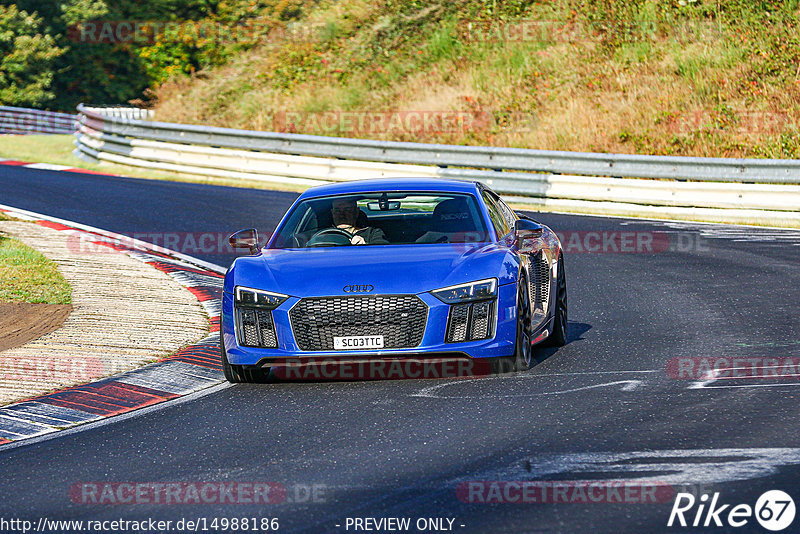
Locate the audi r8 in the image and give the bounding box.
[220,178,567,382]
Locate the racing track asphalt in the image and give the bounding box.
[2,166,800,533]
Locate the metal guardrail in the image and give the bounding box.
[0,105,76,135]
[72,104,800,226]
[81,106,154,121]
[75,104,800,185]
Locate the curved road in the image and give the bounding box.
[2,166,800,533]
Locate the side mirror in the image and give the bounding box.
[229,228,260,254]
[514,219,544,253]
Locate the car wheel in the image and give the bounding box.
[543,255,567,347]
[491,272,532,373]
[220,330,270,383]
[513,272,534,371]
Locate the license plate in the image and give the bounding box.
[333,335,384,350]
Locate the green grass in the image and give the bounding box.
[424,19,462,63]
[0,233,72,304]
[0,134,79,168]
[0,134,311,193]
[0,134,191,181]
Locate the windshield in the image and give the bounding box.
[269,192,491,248]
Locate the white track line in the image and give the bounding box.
[0,382,233,452]
[0,203,226,274]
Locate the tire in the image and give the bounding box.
[491,272,533,373]
[543,255,567,347]
[220,330,270,383]
[513,272,534,371]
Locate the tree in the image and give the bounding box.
[0,5,65,107]
[0,0,308,110]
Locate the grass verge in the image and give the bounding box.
[0,134,310,194]
[0,229,72,304]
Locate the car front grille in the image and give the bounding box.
[289,295,428,351]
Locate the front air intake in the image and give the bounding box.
[237,308,278,348]
[529,252,550,314]
[445,300,496,343]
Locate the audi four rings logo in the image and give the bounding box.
[343,284,374,293]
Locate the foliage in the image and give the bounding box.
[0,0,316,110]
[0,5,65,107]
[3,0,800,158]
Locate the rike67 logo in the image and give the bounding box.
[668,490,795,531]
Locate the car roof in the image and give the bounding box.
[297,177,483,200]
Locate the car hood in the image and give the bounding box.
[225,244,518,297]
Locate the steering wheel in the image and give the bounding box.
[306,227,355,247]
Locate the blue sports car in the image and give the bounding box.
[220,178,567,382]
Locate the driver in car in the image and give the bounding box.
[331,198,389,245]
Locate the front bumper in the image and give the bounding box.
[221,283,518,366]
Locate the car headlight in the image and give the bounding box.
[431,278,497,304]
[235,286,288,309]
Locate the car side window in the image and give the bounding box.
[494,195,518,230]
[482,192,510,238]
